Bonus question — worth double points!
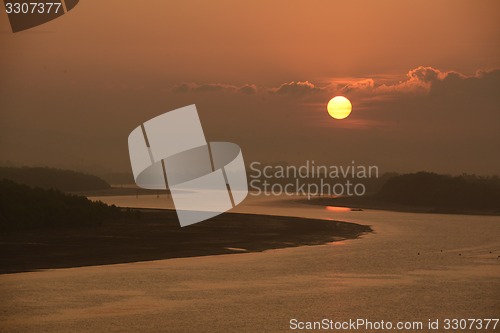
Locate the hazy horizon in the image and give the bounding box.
[1,0,499,176]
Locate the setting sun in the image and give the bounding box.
[327,96,352,119]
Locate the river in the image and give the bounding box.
[1,193,499,332]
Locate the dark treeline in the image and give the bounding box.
[0,166,110,191]
[376,172,500,211]
[0,180,123,230]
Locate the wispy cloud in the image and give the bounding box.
[268,80,325,95]
[172,80,328,96]
[172,82,257,94]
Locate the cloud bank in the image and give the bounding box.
[171,67,500,102]
[341,66,499,97]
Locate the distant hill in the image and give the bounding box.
[376,172,500,211]
[0,180,121,230]
[0,167,110,192]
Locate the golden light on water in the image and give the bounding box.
[327,96,352,119]
[326,206,351,212]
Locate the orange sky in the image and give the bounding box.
[1,0,499,175]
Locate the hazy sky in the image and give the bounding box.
[1,0,499,175]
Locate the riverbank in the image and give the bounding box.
[0,209,371,274]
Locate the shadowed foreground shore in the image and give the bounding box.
[0,210,371,274]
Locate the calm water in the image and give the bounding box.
[1,194,499,332]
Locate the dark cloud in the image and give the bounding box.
[193,83,230,92]
[431,68,500,97]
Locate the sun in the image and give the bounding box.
[327,96,352,119]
